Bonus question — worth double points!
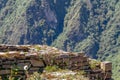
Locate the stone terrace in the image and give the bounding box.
[0,45,112,80]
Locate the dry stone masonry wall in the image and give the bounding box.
[0,45,112,80]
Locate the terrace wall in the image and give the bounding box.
[0,45,112,80]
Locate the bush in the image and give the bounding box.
[44,65,60,72]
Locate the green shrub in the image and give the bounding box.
[44,65,60,72]
[89,60,100,70]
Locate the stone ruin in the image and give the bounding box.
[0,44,112,80]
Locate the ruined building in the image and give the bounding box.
[0,45,112,80]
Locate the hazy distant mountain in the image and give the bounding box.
[0,0,120,79]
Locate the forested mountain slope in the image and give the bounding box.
[0,0,120,79]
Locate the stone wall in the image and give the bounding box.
[0,45,112,80]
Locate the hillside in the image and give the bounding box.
[0,0,120,79]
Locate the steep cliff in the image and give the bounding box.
[0,0,70,45]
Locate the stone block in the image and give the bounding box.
[72,63,84,67]
[1,57,6,61]
[16,46,29,52]
[17,60,25,63]
[29,67,40,71]
[75,53,85,57]
[58,54,69,58]
[70,57,87,63]
[70,66,79,70]
[25,53,39,59]
[101,61,112,72]
[0,70,11,75]
[30,59,44,67]
[104,72,112,79]
[2,65,12,69]
[8,46,18,51]
[15,55,26,59]
[23,59,30,62]
[2,61,15,65]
